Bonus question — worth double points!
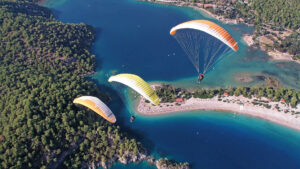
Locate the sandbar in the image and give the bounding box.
[136,95,300,131]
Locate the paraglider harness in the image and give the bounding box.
[130,115,136,123]
[198,73,204,83]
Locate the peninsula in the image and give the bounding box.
[137,84,300,131]
[0,1,189,169]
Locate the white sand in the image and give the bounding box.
[137,95,300,131]
[243,34,255,47]
[268,50,294,61]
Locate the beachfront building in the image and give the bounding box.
[176,98,184,103]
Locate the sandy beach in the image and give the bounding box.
[145,0,299,63]
[192,7,238,24]
[242,34,296,62]
[267,50,294,61]
[242,34,255,47]
[137,95,300,131]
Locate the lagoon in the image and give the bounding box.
[45,0,300,168]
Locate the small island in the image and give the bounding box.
[137,84,300,131]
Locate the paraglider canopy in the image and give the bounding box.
[170,20,238,75]
[170,20,238,51]
[73,96,116,123]
[108,73,160,105]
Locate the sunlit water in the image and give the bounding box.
[44,0,300,168]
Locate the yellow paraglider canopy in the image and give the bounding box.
[108,73,160,105]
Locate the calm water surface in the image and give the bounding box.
[45,0,300,168]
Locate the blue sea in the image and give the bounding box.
[44,0,300,168]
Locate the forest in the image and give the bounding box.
[0,1,145,168]
[235,0,300,59]
[156,84,300,108]
[250,0,299,29]
[0,0,298,168]
[274,33,300,60]
[181,0,300,59]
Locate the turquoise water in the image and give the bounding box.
[110,161,156,169]
[44,0,300,168]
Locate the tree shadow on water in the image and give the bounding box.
[91,27,104,71]
[93,27,102,40]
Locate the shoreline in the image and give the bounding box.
[190,6,239,24]
[143,0,298,63]
[242,34,255,47]
[242,34,297,62]
[267,50,295,62]
[136,95,300,132]
[37,0,48,6]
[195,4,297,62]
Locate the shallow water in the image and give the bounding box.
[46,0,300,89]
[44,0,300,168]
